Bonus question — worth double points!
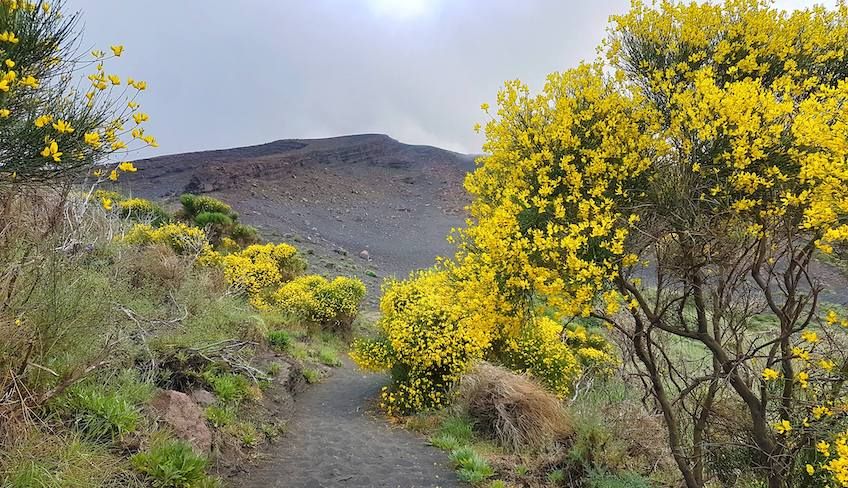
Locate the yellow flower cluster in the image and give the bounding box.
[123,223,209,255]
[274,275,366,329]
[115,197,169,225]
[352,269,500,415]
[1,0,156,184]
[216,243,306,305]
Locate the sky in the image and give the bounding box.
[65,0,835,158]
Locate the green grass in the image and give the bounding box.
[450,446,494,483]
[267,330,293,350]
[317,345,341,366]
[202,371,251,404]
[131,439,218,488]
[1,429,139,488]
[302,368,321,384]
[205,405,236,428]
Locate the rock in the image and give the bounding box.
[359,250,370,260]
[183,175,215,194]
[190,389,216,408]
[149,390,212,454]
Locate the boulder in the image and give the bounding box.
[150,390,212,454]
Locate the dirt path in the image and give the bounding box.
[236,358,461,488]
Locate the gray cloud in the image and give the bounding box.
[66,0,832,157]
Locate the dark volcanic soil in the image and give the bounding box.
[122,134,477,304]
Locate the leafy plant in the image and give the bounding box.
[63,386,141,441]
[267,330,292,350]
[204,405,235,428]
[450,446,493,483]
[302,368,321,384]
[131,440,215,488]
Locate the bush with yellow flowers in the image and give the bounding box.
[116,198,170,225]
[458,1,848,485]
[274,275,366,332]
[123,223,209,256]
[498,318,615,397]
[0,0,156,188]
[352,269,497,415]
[217,242,307,308]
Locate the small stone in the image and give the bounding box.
[359,250,370,260]
[189,389,216,408]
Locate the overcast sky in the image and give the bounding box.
[65,0,834,158]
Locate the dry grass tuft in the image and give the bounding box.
[458,362,572,452]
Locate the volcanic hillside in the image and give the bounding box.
[123,134,477,301]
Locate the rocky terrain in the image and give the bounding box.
[123,134,477,304]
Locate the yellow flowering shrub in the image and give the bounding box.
[352,269,497,415]
[274,275,366,331]
[123,223,209,256]
[219,243,307,307]
[461,1,848,485]
[0,0,156,185]
[499,317,581,397]
[500,320,616,397]
[117,198,170,225]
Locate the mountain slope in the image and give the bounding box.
[123,134,477,299]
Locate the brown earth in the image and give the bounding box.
[121,134,477,306]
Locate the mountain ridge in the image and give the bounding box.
[122,133,478,302]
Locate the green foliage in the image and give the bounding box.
[230,223,260,247]
[61,373,151,441]
[118,197,171,226]
[0,0,154,184]
[201,371,251,404]
[317,345,341,367]
[0,428,138,488]
[450,446,493,483]
[267,330,292,351]
[194,211,233,228]
[430,433,463,451]
[131,440,217,488]
[584,471,652,488]
[179,194,233,219]
[302,368,321,384]
[547,470,566,484]
[123,223,210,255]
[204,405,236,428]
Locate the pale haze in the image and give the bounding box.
[66,0,835,158]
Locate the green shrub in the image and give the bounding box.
[302,368,321,384]
[430,433,463,451]
[194,211,233,228]
[230,223,260,247]
[267,330,293,351]
[317,346,341,366]
[123,223,210,255]
[131,440,217,488]
[179,194,233,219]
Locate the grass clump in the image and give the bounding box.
[131,440,219,488]
[450,446,494,483]
[302,368,321,384]
[267,330,293,350]
[205,405,236,428]
[458,363,572,452]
